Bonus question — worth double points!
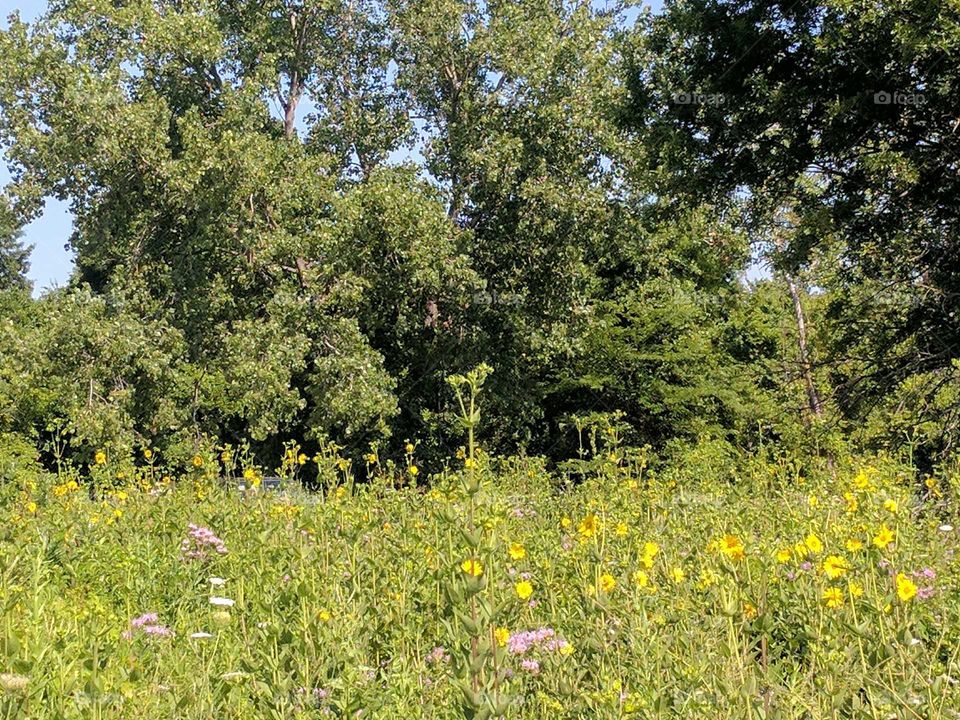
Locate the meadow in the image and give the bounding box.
[1,439,958,719]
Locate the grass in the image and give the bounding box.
[1,444,959,719]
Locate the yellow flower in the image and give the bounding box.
[577,513,599,539]
[94,450,107,465]
[808,494,819,508]
[843,492,858,513]
[366,453,377,464]
[883,499,899,513]
[318,610,332,622]
[822,555,850,580]
[845,538,863,553]
[143,448,153,460]
[847,581,864,598]
[823,587,844,609]
[598,573,616,593]
[297,453,307,465]
[461,558,483,577]
[640,541,659,568]
[508,543,526,561]
[191,455,204,468]
[515,581,533,600]
[670,567,685,584]
[895,573,917,603]
[615,522,629,538]
[494,627,510,647]
[560,517,572,529]
[558,643,574,656]
[743,602,758,619]
[26,501,37,514]
[697,569,720,589]
[804,533,823,554]
[872,524,895,549]
[852,468,872,490]
[633,570,649,588]
[405,442,415,455]
[775,548,792,564]
[717,534,745,562]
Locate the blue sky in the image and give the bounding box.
[3,0,662,295]
[1,0,74,294]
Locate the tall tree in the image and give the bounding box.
[625,0,960,461]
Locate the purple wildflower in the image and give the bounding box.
[507,627,569,655]
[425,646,450,665]
[520,659,540,674]
[181,523,228,560]
[124,612,173,640]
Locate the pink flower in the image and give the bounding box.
[124,613,173,639]
[181,523,228,560]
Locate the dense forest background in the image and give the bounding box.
[0,0,957,478]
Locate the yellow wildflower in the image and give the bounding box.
[494,627,510,647]
[805,533,823,554]
[895,573,917,603]
[845,538,863,553]
[461,558,483,577]
[515,581,533,600]
[872,524,895,549]
[843,492,858,513]
[640,541,659,568]
[822,555,849,580]
[578,513,599,539]
[94,450,107,465]
[717,534,745,562]
[823,587,844,609]
[508,543,526,561]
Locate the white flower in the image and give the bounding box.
[208,577,227,586]
[0,673,29,694]
[190,632,214,639]
[209,596,235,607]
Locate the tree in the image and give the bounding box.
[0,197,30,292]
[625,0,960,463]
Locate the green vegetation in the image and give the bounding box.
[1,0,959,716]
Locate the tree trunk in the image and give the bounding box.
[786,274,823,420]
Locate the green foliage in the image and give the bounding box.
[1,445,958,717]
[627,0,960,460]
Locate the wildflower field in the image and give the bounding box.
[2,439,958,719]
